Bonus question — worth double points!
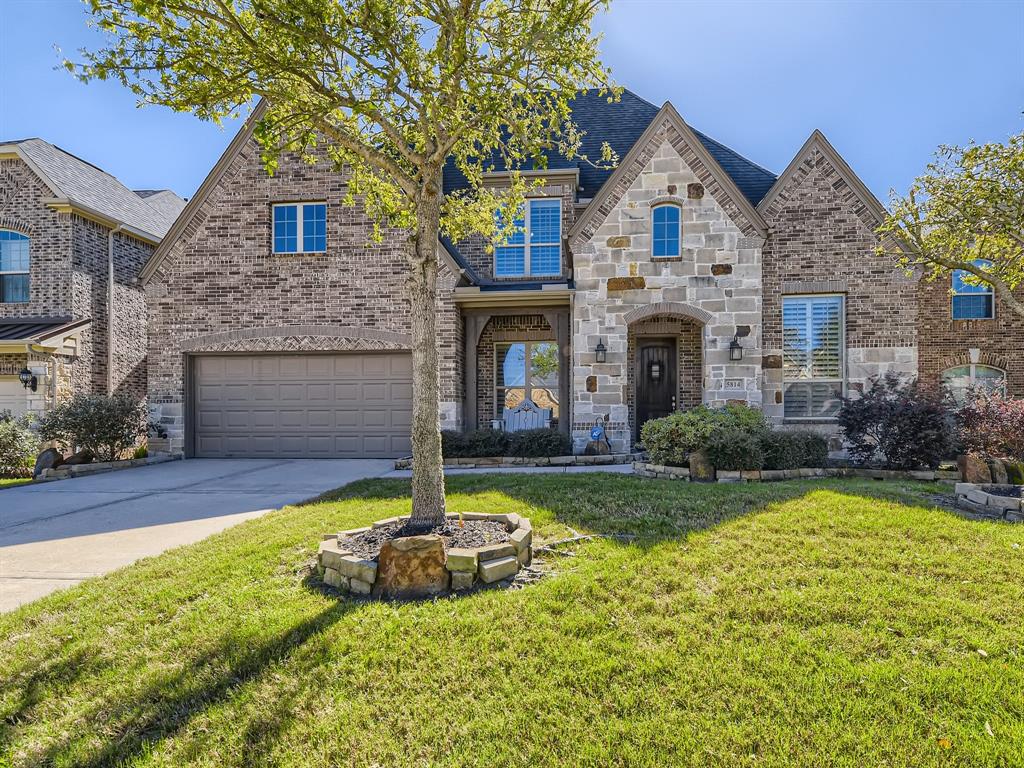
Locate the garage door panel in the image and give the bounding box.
[194,353,413,458]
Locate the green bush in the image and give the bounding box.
[0,410,38,472]
[704,427,765,471]
[508,428,572,458]
[463,429,510,458]
[761,430,829,470]
[37,394,148,463]
[640,404,768,467]
[440,430,468,458]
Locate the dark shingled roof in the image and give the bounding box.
[0,317,86,342]
[442,88,776,206]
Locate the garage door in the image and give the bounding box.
[192,353,413,458]
[0,378,28,417]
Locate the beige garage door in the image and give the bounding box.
[192,353,413,458]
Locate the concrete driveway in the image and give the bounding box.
[0,458,392,612]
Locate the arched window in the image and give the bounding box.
[941,364,1006,404]
[951,260,994,319]
[652,204,681,258]
[0,230,29,303]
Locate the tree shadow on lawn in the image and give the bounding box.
[305,473,950,546]
[7,600,358,768]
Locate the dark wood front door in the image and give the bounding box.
[636,338,677,436]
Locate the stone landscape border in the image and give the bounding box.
[633,462,961,483]
[954,483,1023,522]
[317,512,533,597]
[38,454,179,482]
[394,454,640,470]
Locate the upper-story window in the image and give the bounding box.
[0,230,29,303]
[782,294,845,419]
[652,204,681,258]
[273,202,326,254]
[494,198,561,277]
[951,260,994,319]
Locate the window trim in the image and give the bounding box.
[272,201,327,255]
[950,261,996,320]
[493,340,560,418]
[493,198,562,278]
[0,229,30,304]
[781,292,846,421]
[651,202,682,259]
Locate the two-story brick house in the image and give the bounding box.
[141,90,1021,458]
[0,139,184,417]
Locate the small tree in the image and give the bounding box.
[74,0,615,528]
[877,133,1024,318]
[37,394,148,462]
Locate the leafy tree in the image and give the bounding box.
[73,0,615,526]
[877,133,1024,318]
[37,394,149,462]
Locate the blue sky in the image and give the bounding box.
[2,0,1021,202]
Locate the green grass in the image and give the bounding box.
[0,477,30,489]
[1,475,1022,767]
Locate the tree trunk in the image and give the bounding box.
[406,179,447,529]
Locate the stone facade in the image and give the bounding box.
[0,156,152,414]
[146,136,463,453]
[917,279,1024,397]
[569,127,764,453]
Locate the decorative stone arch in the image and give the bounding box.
[938,350,1009,373]
[180,324,412,352]
[623,302,712,327]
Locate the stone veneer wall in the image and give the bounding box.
[917,279,1024,397]
[570,132,764,453]
[474,314,555,427]
[760,143,918,425]
[146,137,462,453]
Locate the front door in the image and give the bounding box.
[636,338,677,436]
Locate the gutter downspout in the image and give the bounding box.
[108,225,124,395]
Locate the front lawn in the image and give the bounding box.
[0,477,30,489]
[1,476,1022,767]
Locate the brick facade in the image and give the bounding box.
[917,279,1024,396]
[0,157,152,413]
[146,136,462,452]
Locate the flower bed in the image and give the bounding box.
[633,462,960,483]
[394,454,640,470]
[954,483,1024,522]
[317,512,533,598]
[38,454,178,481]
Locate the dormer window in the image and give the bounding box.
[494,198,561,277]
[652,204,681,258]
[0,230,29,303]
[273,202,326,254]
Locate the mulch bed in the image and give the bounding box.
[339,520,511,560]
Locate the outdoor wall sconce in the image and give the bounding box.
[19,367,37,392]
[729,335,743,362]
[595,338,607,363]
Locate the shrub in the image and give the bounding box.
[641,404,768,467]
[462,428,510,458]
[507,427,572,458]
[761,430,829,470]
[37,394,148,463]
[704,427,765,471]
[837,373,957,470]
[959,390,1024,460]
[0,410,38,472]
[440,430,468,458]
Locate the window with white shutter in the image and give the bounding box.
[782,295,845,419]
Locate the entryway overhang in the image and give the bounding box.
[452,283,573,309]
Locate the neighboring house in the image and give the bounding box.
[0,139,184,418]
[141,90,1021,458]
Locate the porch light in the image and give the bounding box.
[19,367,37,392]
[595,338,607,363]
[728,335,743,362]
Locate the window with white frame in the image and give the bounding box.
[493,198,561,277]
[495,341,560,418]
[0,230,29,303]
[652,204,681,258]
[782,295,845,419]
[272,202,326,254]
[941,364,1006,404]
[951,260,995,319]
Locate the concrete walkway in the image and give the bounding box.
[0,458,392,612]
